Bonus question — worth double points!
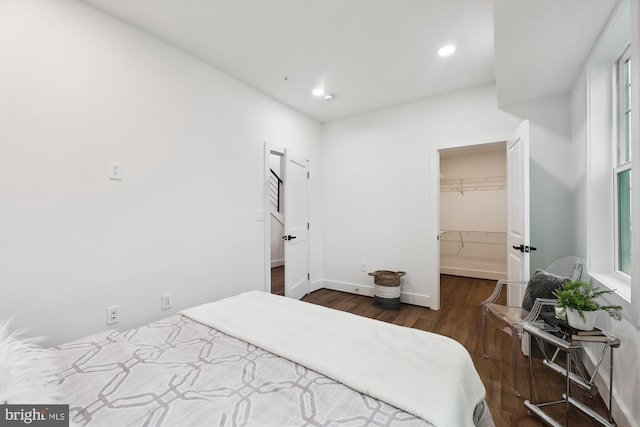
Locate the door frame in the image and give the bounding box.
[263,143,285,293]
[438,141,508,281]
[430,131,529,309]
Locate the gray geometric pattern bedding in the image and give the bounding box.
[51,315,432,426]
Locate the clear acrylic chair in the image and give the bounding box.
[481,256,584,396]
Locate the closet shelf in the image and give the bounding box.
[439,230,506,254]
[440,175,506,194]
[440,229,507,235]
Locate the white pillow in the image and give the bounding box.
[0,319,57,404]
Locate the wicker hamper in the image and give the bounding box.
[368,270,406,309]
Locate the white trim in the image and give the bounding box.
[310,279,324,293]
[616,47,632,166]
[585,0,631,298]
[584,0,640,330]
[613,46,632,279]
[399,291,433,307]
[263,142,271,293]
[631,0,640,327]
[264,143,286,294]
[582,343,636,427]
[432,138,512,311]
[322,279,375,296]
[270,259,284,268]
[590,272,631,304]
[322,279,434,308]
[439,267,507,281]
[433,149,441,310]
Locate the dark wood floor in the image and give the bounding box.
[271,266,284,296]
[298,274,611,427]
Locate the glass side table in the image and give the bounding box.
[522,320,620,427]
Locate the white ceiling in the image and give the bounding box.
[440,141,506,159]
[84,0,617,123]
[495,0,618,108]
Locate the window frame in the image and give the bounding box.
[616,48,632,165]
[585,0,633,306]
[614,47,632,280]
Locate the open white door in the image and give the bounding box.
[506,120,531,306]
[283,151,309,300]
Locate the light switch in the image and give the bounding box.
[109,162,122,180]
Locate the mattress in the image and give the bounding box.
[51,292,494,427]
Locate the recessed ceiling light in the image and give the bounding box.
[438,45,456,57]
[312,88,325,97]
[324,94,334,101]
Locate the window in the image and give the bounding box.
[615,49,632,276]
[585,2,633,304]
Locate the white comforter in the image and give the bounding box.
[180,291,486,427]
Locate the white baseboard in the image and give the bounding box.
[270,259,284,268]
[320,279,433,308]
[322,279,375,297]
[581,347,636,427]
[310,279,324,293]
[400,291,432,307]
[440,266,506,280]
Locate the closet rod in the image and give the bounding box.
[440,175,506,184]
[440,175,507,194]
[440,186,506,192]
[440,239,506,246]
[439,230,506,251]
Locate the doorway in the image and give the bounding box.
[439,142,508,281]
[269,152,285,295]
[263,145,310,300]
[433,120,531,309]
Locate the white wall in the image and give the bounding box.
[502,95,577,272]
[440,149,507,279]
[2,1,636,423]
[0,0,322,346]
[572,67,640,427]
[567,2,640,424]
[321,71,637,423]
[321,85,521,308]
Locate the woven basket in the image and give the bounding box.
[368,270,406,287]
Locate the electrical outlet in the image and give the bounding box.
[106,306,119,325]
[361,261,367,271]
[161,293,171,310]
[108,162,122,180]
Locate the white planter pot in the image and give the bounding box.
[566,308,598,331]
[554,306,566,320]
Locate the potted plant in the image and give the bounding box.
[552,280,622,330]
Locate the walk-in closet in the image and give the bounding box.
[439,143,507,280]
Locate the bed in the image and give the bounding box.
[50,291,495,427]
